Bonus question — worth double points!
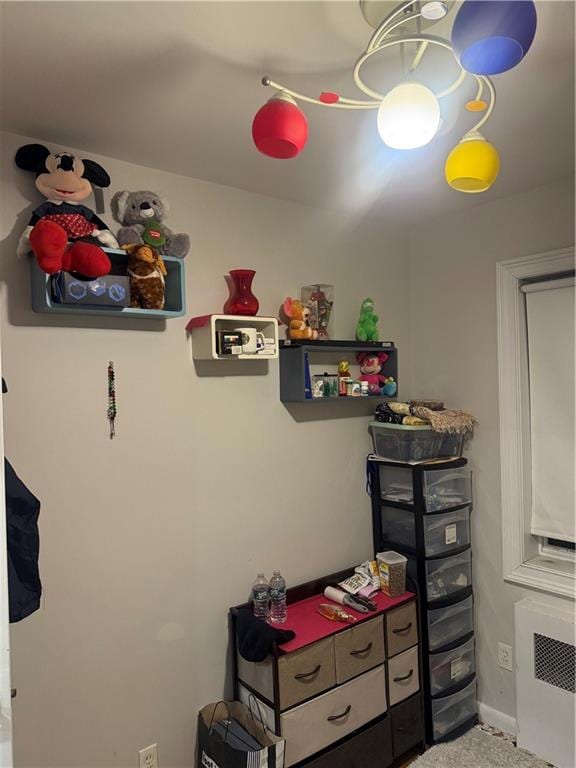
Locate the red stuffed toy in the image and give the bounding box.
[15,143,118,277]
[357,351,389,395]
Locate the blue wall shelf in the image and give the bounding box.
[30,247,185,319]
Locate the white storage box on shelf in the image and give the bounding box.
[369,423,464,463]
[429,636,475,697]
[427,596,474,651]
[186,314,279,361]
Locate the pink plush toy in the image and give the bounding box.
[357,352,389,395]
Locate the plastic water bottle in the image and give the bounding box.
[252,573,270,619]
[269,570,287,624]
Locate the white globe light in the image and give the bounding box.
[421,1,448,21]
[377,82,441,150]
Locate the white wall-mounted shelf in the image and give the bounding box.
[186,314,279,360]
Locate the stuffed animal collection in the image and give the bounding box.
[111,190,190,259]
[15,146,192,310]
[279,297,318,340]
[122,244,167,310]
[356,298,379,342]
[15,143,118,277]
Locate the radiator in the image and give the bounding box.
[515,599,575,768]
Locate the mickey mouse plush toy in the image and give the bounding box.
[15,143,118,277]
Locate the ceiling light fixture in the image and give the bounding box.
[252,0,537,194]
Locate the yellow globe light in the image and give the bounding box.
[445,132,500,193]
[377,82,441,150]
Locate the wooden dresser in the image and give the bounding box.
[230,568,424,767]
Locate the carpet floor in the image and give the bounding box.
[410,726,553,768]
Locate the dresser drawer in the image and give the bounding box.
[281,664,387,766]
[386,601,418,658]
[391,694,423,757]
[334,616,385,684]
[278,636,336,710]
[305,716,393,768]
[388,646,419,706]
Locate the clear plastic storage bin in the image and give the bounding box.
[370,423,464,463]
[432,678,477,740]
[381,506,471,557]
[379,465,414,504]
[427,595,474,651]
[429,636,475,696]
[425,549,471,602]
[423,468,472,512]
[370,424,439,462]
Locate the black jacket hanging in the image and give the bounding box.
[3,379,42,622]
[5,458,42,622]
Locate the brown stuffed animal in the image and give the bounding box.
[123,244,167,310]
[280,297,318,340]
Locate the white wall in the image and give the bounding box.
[408,176,575,724]
[0,131,411,768]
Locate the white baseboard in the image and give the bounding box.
[478,701,517,737]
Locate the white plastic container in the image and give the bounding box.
[376,551,407,597]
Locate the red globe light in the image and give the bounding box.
[252,95,308,159]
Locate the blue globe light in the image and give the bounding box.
[452,0,537,76]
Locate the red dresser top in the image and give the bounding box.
[278,590,415,654]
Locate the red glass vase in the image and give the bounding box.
[223,269,259,316]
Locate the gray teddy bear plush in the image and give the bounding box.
[111,190,190,259]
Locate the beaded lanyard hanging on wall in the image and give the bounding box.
[108,361,117,439]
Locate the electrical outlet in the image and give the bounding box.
[138,744,158,768]
[498,642,513,671]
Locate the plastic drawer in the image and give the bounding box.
[432,678,477,741]
[381,506,471,556]
[427,596,474,651]
[425,550,471,602]
[423,468,472,512]
[423,507,471,556]
[429,636,475,696]
[379,466,414,505]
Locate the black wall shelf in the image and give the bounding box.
[279,339,398,404]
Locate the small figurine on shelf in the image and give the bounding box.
[357,352,389,395]
[338,359,351,396]
[279,297,318,340]
[356,298,379,342]
[382,376,397,396]
[122,244,167,309]
[302,284,334,340]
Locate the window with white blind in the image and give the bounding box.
[497,248,576,599]
[523,278,575,545]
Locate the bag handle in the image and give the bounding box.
[247,693,269,734]
[207,701,231,737]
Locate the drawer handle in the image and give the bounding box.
[393,669,414,683]
[327,705,352,722]
[350,642,373,657]
[392,622,413,635]
[294,664,321,681]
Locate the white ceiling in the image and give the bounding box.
[1,1,574,220]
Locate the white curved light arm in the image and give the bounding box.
[262,78,380,109]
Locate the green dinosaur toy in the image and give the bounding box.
[356,298,379,342]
